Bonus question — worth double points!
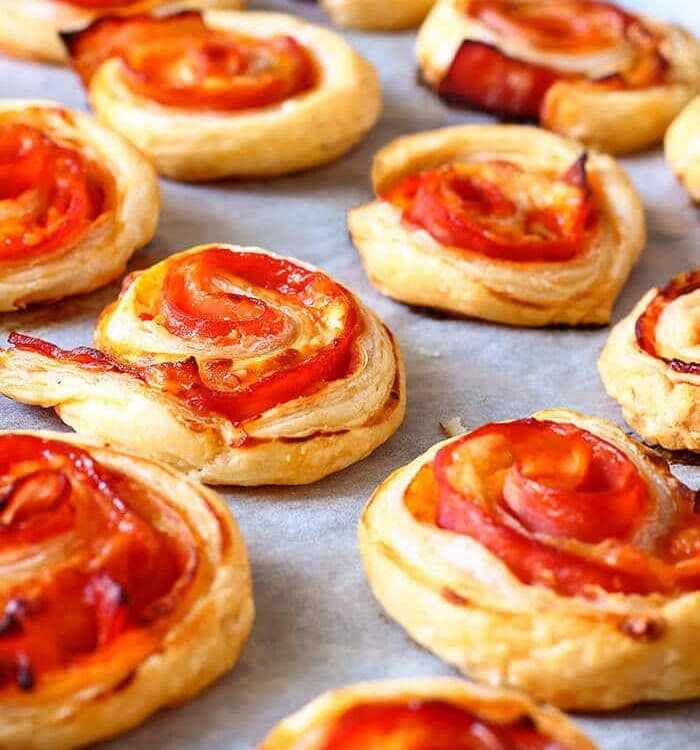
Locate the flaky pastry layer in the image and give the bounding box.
[0,430,253,750]
[0,0,244,63]
[258,678,598,749]
[319,0,436,30]
[85,11,382,180]
[665,95,700,203]
[416,0,700,154]
[359,409,700,710]
[0,100,159,312]
[349,125,645,326]
[599,290,700,451]
[0,245,406,486]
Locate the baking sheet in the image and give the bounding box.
[1,0,699,747]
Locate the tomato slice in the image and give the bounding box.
[10,248,361,425]
[0,123,104,262]
[635,270,700,376]
[0,434,194,693]
[423,419,699,597]
[322,701,569,750]
[149,249,359,423]
[65,13,317,111]
[468,0,634,53]
[382,158,594,262]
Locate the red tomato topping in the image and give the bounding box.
[469,0,634,53]
[0,434,195,693]
[0,123,105,262]
[635,270,700,376]
[65,13,317,111]
[382,157,594,262]
[438,1,667,118]
[10,248,360,424]
[322,700,569,750]
[410,418,700,597]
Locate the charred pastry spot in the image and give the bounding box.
[441,587,470,606]
[515,714,537,731]
[112,669,137,694]
[15,653,35,692]
[619,615,665,642]
[390,390,400,401]
[0,598,31,638]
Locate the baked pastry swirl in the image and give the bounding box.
[666,95,700,202]
[417,0,700,154]
[0,430,253,750]
[0,0,244,64]
[64,10,382,180]
[349,124,645,326]
[599,270,700,452]
[0,244,405,485]
[295,0,436,30]
[359,409,700,709]
[258,678,597,750]
[0,100,159,313]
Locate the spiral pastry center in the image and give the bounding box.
[67,13,318,111]
[0,121,106,262]
[383,157,595,261]
[404,419,700,596]
[0,434,196,694]
[636,271,700,374]
[321,700,570,750]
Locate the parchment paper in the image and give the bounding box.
[1,0,699,747]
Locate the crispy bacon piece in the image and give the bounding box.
[0,434,194,693]
[438,1,668,118]
[438,41,564,119]
[0,123,105,262]
[322,700,569,750]
[635,270,700,376]
[382,156,594,262]
[10,248,360,424]
[64,12,317,111]
[404,419,700,597]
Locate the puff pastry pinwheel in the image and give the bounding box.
[599,270,700,452]
[294,0,436,31]
[64,10,382,181]
[349,124,645,327]
[0,429,253,750]
[0,100,159,313]
[359,408,700,710]
[0,0,245,64]
[666,96,700,203]
[258,677,598,750]
[0,244,405,485]
[417,0,700,154]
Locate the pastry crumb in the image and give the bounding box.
[440,417,465,437]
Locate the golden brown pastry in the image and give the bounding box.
[349,124,645,326]
[0,244,406,486]
[302,0,436,31]
[0,0,244,64]
[64,10,382,181]
[417,0,700,154]
[258,677,598,750]
[599,270,700,452]
[665,95,700,202]
[0,429,253,750]
[359,408,700,710]
[0,100,159,313]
